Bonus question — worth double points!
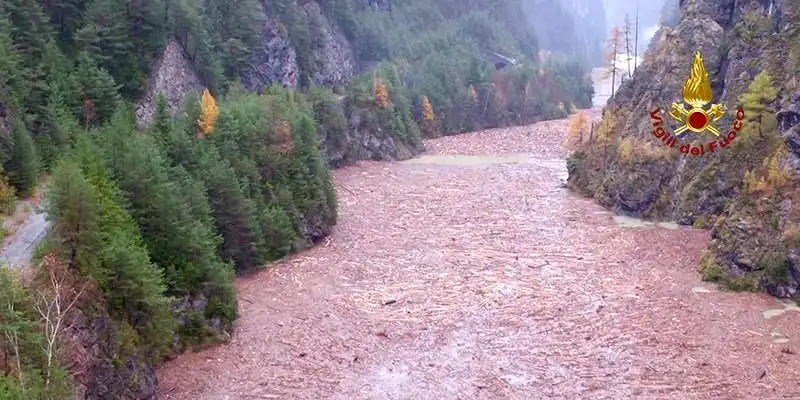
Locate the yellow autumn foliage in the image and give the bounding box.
[618,137,634,161]
[198,88,219,135]
[467,85,477,102]
[618,136,670,162]
[271,119,294,153]
[374,77,389,108]
[422,96,435,121]
[562,111,590,150]
[745,148,794,193]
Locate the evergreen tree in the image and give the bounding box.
[198,146,267,272]
[49,149,175,359]
[738,71,778,139]
[75,0,139,97]
[152,93,172,137]
[80,153,175,358]
[73,53,121,125]
[98,111,236,338]
[6,119,39,196]
[46,159,99,273]
[0,8,29,112]
[2,0,57,134]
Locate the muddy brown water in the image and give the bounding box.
[157,119,800,399]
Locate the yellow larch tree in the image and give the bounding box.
[197,88,219,137]
[374,76,389,108]
[422,95,435,121]
[563,111,590,150]
[467,84,477,102]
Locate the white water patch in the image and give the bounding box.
[762,299,800,320]
[613,215,680,230]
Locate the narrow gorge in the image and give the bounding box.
[0,0,798,398]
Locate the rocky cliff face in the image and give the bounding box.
[135,39,203,126]
[240,18,300,90]
[568,0,800,297]
[238,1,356,91]
[64,308,159,400]
[302,1,357,86]
[135,1,417,167]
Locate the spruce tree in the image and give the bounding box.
[2,0,57,136]
[75,0,140,97]
[74,53,121,126]
[152,94,172,137]
[97,113,237,337]
[49,148,175,359]
[6,119,39,196]
[738,71,779,140]
[198,146,267,272]
[0,8,29,112]
[46,159,100,272]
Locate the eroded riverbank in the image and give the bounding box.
[157,116,800,399]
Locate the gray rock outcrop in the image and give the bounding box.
[135,39,203,126]
[568,0,800,297]
[240,18,299,90]
[302,1,356,86]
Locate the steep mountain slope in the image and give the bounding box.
[0,0,596,398]
[527,0,607,67]
[567,0,800,297]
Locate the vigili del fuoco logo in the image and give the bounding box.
[649,50,745,156]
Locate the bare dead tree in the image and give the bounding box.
[605,26,623,97]
[1,303,25,391]
[623,13,633,80]
[634,4,639,76]
[33,255,86,389]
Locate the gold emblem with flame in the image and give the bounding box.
[669,50,726,136]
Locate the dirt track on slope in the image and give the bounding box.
[0,186,50,269]
[157,114,800,399]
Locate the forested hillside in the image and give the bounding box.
[0,0,594,398]
[567,0,800,298]
[533,0,607,67]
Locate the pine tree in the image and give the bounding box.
[75,0,140,97]
[287,113,336,228]
[3,0,56,124]
[99,112,237,339]
[738,71,778,139]
[6,119,39,196]
[49,149,175,359]
[198,147,267,272]
[74,54,121,125]
[152,94,172,137]
[0,9,29,112]
[46,159,100,272]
